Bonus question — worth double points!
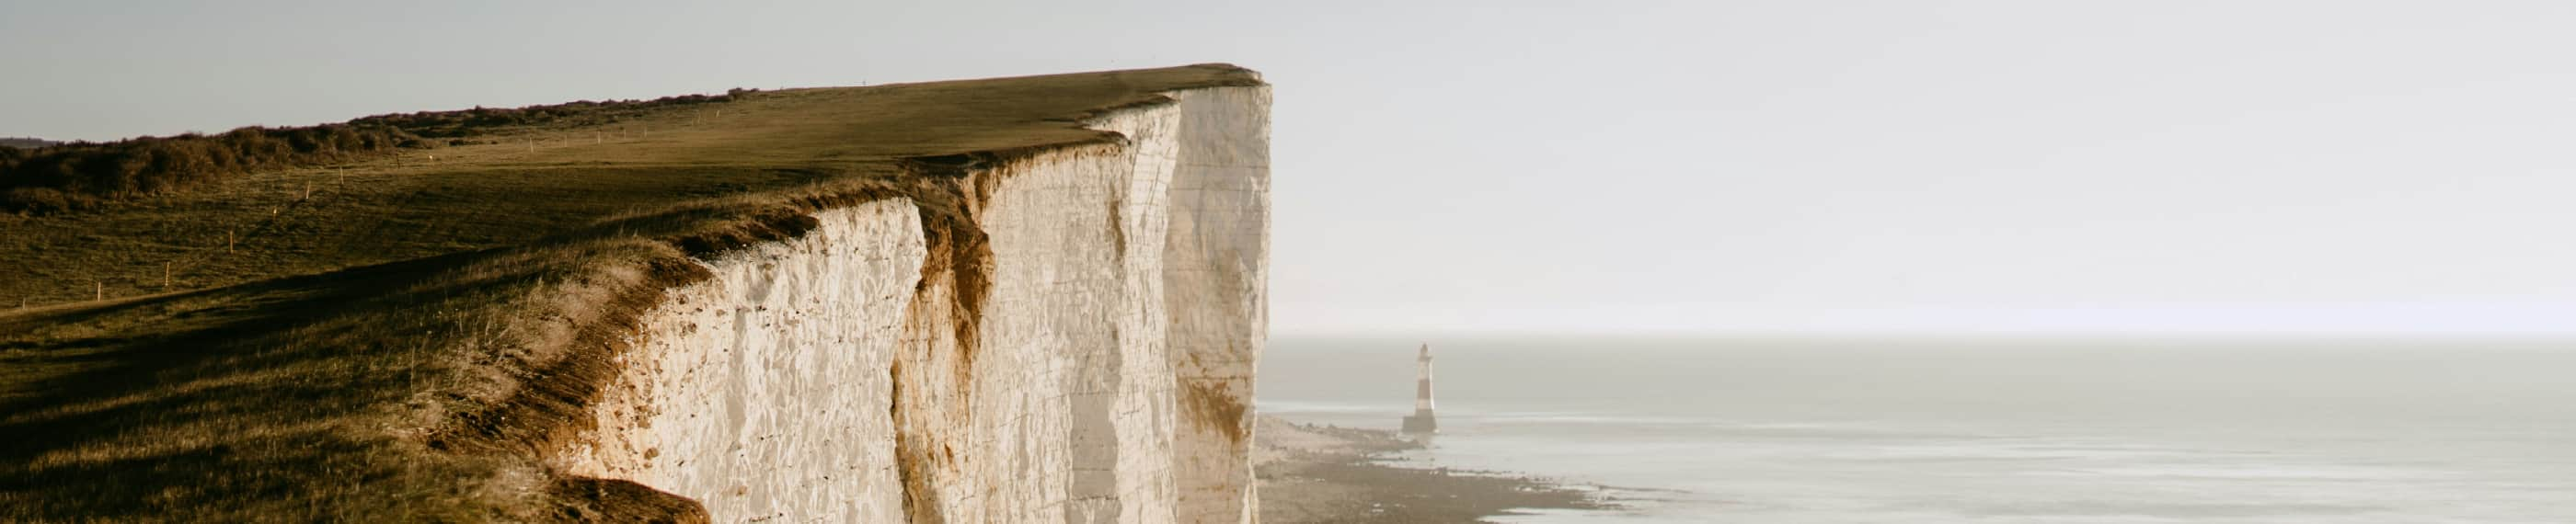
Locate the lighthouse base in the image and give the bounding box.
[1401,411,1438,434]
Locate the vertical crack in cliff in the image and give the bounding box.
[906,154,1003,381]
[891,228,957,524]
[889,157,1005,524]
[892,206,960,524]
[1105,195,1127,257]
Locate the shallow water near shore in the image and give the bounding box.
[1258,336,2576,523]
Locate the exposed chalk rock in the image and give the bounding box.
[559,200,926,522]
[1162,86,1272,524]
[560,85,1270,523]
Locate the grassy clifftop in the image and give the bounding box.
[0,63,1262,521]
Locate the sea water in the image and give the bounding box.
[1256,336,2576,523]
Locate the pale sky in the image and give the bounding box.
[7,1,2576,336]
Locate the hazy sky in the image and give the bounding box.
[8,1,2576,336]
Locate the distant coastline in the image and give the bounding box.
[0,137,57,149]
[1254,416,1607,523]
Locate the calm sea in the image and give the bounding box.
[1256,336,2576,523]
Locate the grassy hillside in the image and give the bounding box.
[0,63,1262,521]
[0,94,735,214]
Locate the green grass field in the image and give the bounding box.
[0,63,1261,521]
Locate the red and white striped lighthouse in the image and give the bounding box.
[1401,343,1438,433]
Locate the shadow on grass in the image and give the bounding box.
[0,248,539,520]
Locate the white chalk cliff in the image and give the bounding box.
[555,85,1271,523]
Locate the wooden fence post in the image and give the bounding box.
[227,230,236,253]
[164,262,172,289]
[95,281,103,302]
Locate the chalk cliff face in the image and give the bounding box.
[558,85,1270,523]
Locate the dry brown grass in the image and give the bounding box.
[0,63,1261,521]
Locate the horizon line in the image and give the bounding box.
[1268,329,2576,343]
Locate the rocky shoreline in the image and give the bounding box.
[1254,416,1607,523]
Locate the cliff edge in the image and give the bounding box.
[0,64,1269,522]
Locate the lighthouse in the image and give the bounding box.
[1401,343,1438,433]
